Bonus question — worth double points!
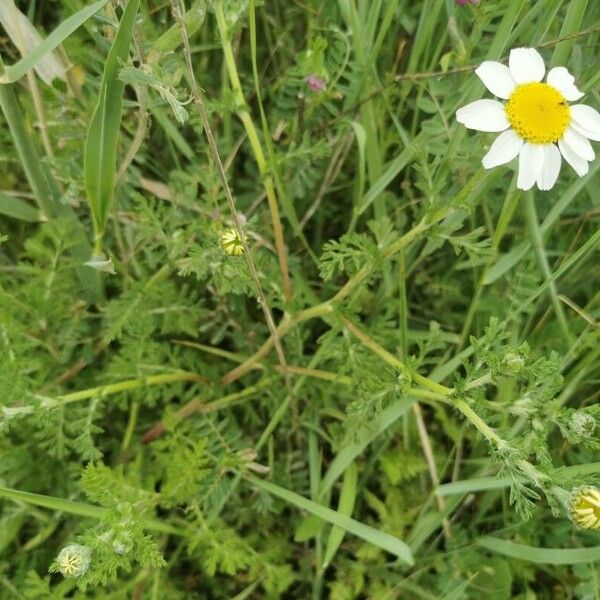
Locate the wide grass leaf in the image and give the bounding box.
[480,536,600,565]
[0,192,42,222]
[0,0,110,84]
[84,0,140,241]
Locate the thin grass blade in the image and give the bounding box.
[247,476,414,565]
[0,486,183,536]
[322,461,357,569]
[319,396,416,497]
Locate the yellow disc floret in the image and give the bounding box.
[220,228,245,256]
[505,82,570,144]
[569,486,600,530]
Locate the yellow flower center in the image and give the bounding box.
[505,82,570,144]
[220,229,245,256]
[570,487,600,529]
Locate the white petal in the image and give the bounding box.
[558,139,589,177]
[517,143,544,190]
[562,126,595,161]
[546,67,584,101]
[456,99,510,132]
[475,61,516,99]
[509,47,545,84]
[482,129,523,169]
[536,144,561,191]
[570,104,600,141]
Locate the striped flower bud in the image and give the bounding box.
[569,486,600,530]
[220,228,245,256]
[55,544,92,578]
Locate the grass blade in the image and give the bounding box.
[0,71,59,218]
[550,0,588,67]
[0,0,66,85]
[0,192,42,222]
[319,397,416,497]
[0,486,183,536]
[523,191,573,346]
[438,462,600,497]
[355,146,413,216]
[485,160,600,284]
[517,228,600,313]
[247,475,414,565]
[0,60,100,297]
[0,0,110,84]
[479,536,600,565]
[84,0,140,245]
[322,461,357,569]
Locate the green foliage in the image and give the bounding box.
[46,464,165,590]
[319,217,396,281]
[1,0,600,598]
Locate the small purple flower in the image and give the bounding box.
[305,75,326,93]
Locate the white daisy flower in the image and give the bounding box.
[456,47,600,191]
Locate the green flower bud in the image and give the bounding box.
[55,544,92,578]
[568,411,596,439]
[502,352,525,374]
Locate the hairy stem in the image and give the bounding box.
[214,0,292,300]
[3,372,205,419]
[168,0,294,404]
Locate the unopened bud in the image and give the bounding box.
[55,544,92,578]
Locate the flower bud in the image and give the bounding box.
[502,352,525,374]
[220,228,245,256]
[113,538,132,555]
[569,486,600,529]
[568,411,596,439]
[55,544,92,578]
[305,75,326,93]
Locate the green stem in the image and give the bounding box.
[3,372,205,419]
[459,182,520,346]
[341,316,453,396]
[339,316,524,466]
[398,249,409,360]
[214,0,292,300]
[464,372,492,390]
[452,399,503,446]
[121,402,140,452]
[142,377,276,443]
[523,191,574,346]
[221,194,463,386]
